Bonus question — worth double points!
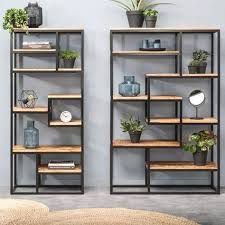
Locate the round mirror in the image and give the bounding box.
[189,90,205,106]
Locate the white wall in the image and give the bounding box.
[0,0,224,188]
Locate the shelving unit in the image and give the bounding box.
[110,27,220,194]
[10,28,84,194]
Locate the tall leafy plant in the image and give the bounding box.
[3,8,28,33]
[110,0,171,11]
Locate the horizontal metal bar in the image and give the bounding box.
[112,185,147,188]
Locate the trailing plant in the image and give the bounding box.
[110,0,171,11]
[189,49,209,66]
[143,9,159,16]
[120,114,145,133]
[183,130,217,154]
[59,50,80,60]
[3,8,28,33]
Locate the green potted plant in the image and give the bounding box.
[59,50,80,68]
[3,8,28,33]
[143,9,158,27]
[183,130,217,166]
[120,114,145,143]
[188,50,209,74]
[110,0,170,28]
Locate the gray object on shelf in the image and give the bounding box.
[63,58,75,68]
[193,149,208,166]
[25,2,43,28]
[145,16,157,28]
[24,120,39,149]
[126,11,144,28]
[119,76,140,97]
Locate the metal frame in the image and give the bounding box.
[10,29,84,195]
[110,29,220,194]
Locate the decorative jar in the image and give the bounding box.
[119,76,140,97]
[24,120,39,149]
[25,3,43,28]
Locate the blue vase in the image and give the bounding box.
[119,76,140,97]
[24,120,39,149]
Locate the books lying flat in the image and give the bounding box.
[22,41,52,49]
[48,160,78,169]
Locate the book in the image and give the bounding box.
[48,160,77,169]
[22,41,52,49]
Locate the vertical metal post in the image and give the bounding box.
[175,101,178,141]
[110,31,114,194]
[210,33,214,188]
[147,78,150,124]
[180,100,183,145]
[145,77,147,119]
[179,32,183,76]
[56,32,59,71]
[81,30,84,194]
[147,149,150,193]
[48,99,52,126]
[175,33,178,73]
[36,154,40,193]
[216,31,220,194]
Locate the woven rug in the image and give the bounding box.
[0,199,49,225]
[28,208,199,225]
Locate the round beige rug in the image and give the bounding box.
[28,208,199,225]
[0,199,49,225]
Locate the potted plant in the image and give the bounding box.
[183,130,217,166]
[120,114,145,143]
[188,50,209,74]
[59,50,80,68]
[3,8,28,33]
[143,9,158,27]
[110,0,170,28]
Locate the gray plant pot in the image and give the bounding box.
[188,64,207,74]
[145,16,157,28]
[126,11,144,28]
[193,149,208,166]
[129,131,142,143]
[63,58,75,68]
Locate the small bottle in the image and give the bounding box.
[153,39,161,48]
[24,120,39,149]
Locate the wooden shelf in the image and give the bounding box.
[146,117,218,124]
[113,95,182,101]
[13,49,56,54]
[13,145,82,154]
[148,161,218,171]
[13,106,48,113]
[13,68,82,73]
[49,120,82,126]
[38,165,82,174]
[13,28,83,33]
[48,93,81,99]
[111,27,220,33]
[113,50,179,56]
[113,140,180,148]
[145,73,218,78]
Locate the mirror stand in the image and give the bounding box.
[191,106,203,120]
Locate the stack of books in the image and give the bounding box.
[48,160,77,169]
[22,41,52,49]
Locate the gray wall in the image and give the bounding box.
[0,0,224,187]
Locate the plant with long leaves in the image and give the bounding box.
[183,130,217,154]
[120,114,145,133]
[110,0,171,11]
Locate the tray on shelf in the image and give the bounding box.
[139,48,166,51]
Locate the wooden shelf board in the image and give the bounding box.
[13,49,56,53]
[13,106,48,113]
[38,165,82,174]
[113,140,180,148]
[13,145,82,153]
[48,93,81,99]
[49,120,82,126]
[13,68,56,72]
[146,117,218,124]
[148,161,218,171]
[145,73,218,78]
[113,50,179,56]
[111,27,220,33]
[113,95,182,101]
[58,68,82,72]
[13,28,84,33]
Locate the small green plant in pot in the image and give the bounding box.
[188,50,209,74]
[120,114,145,143]
[3,8,28,33]
[183,130,217,166]
[59,50,80,68]
[110,0,170,28]
[143,9,158,28]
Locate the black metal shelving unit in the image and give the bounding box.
[110,27,220,194]
[10,28,84,194]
